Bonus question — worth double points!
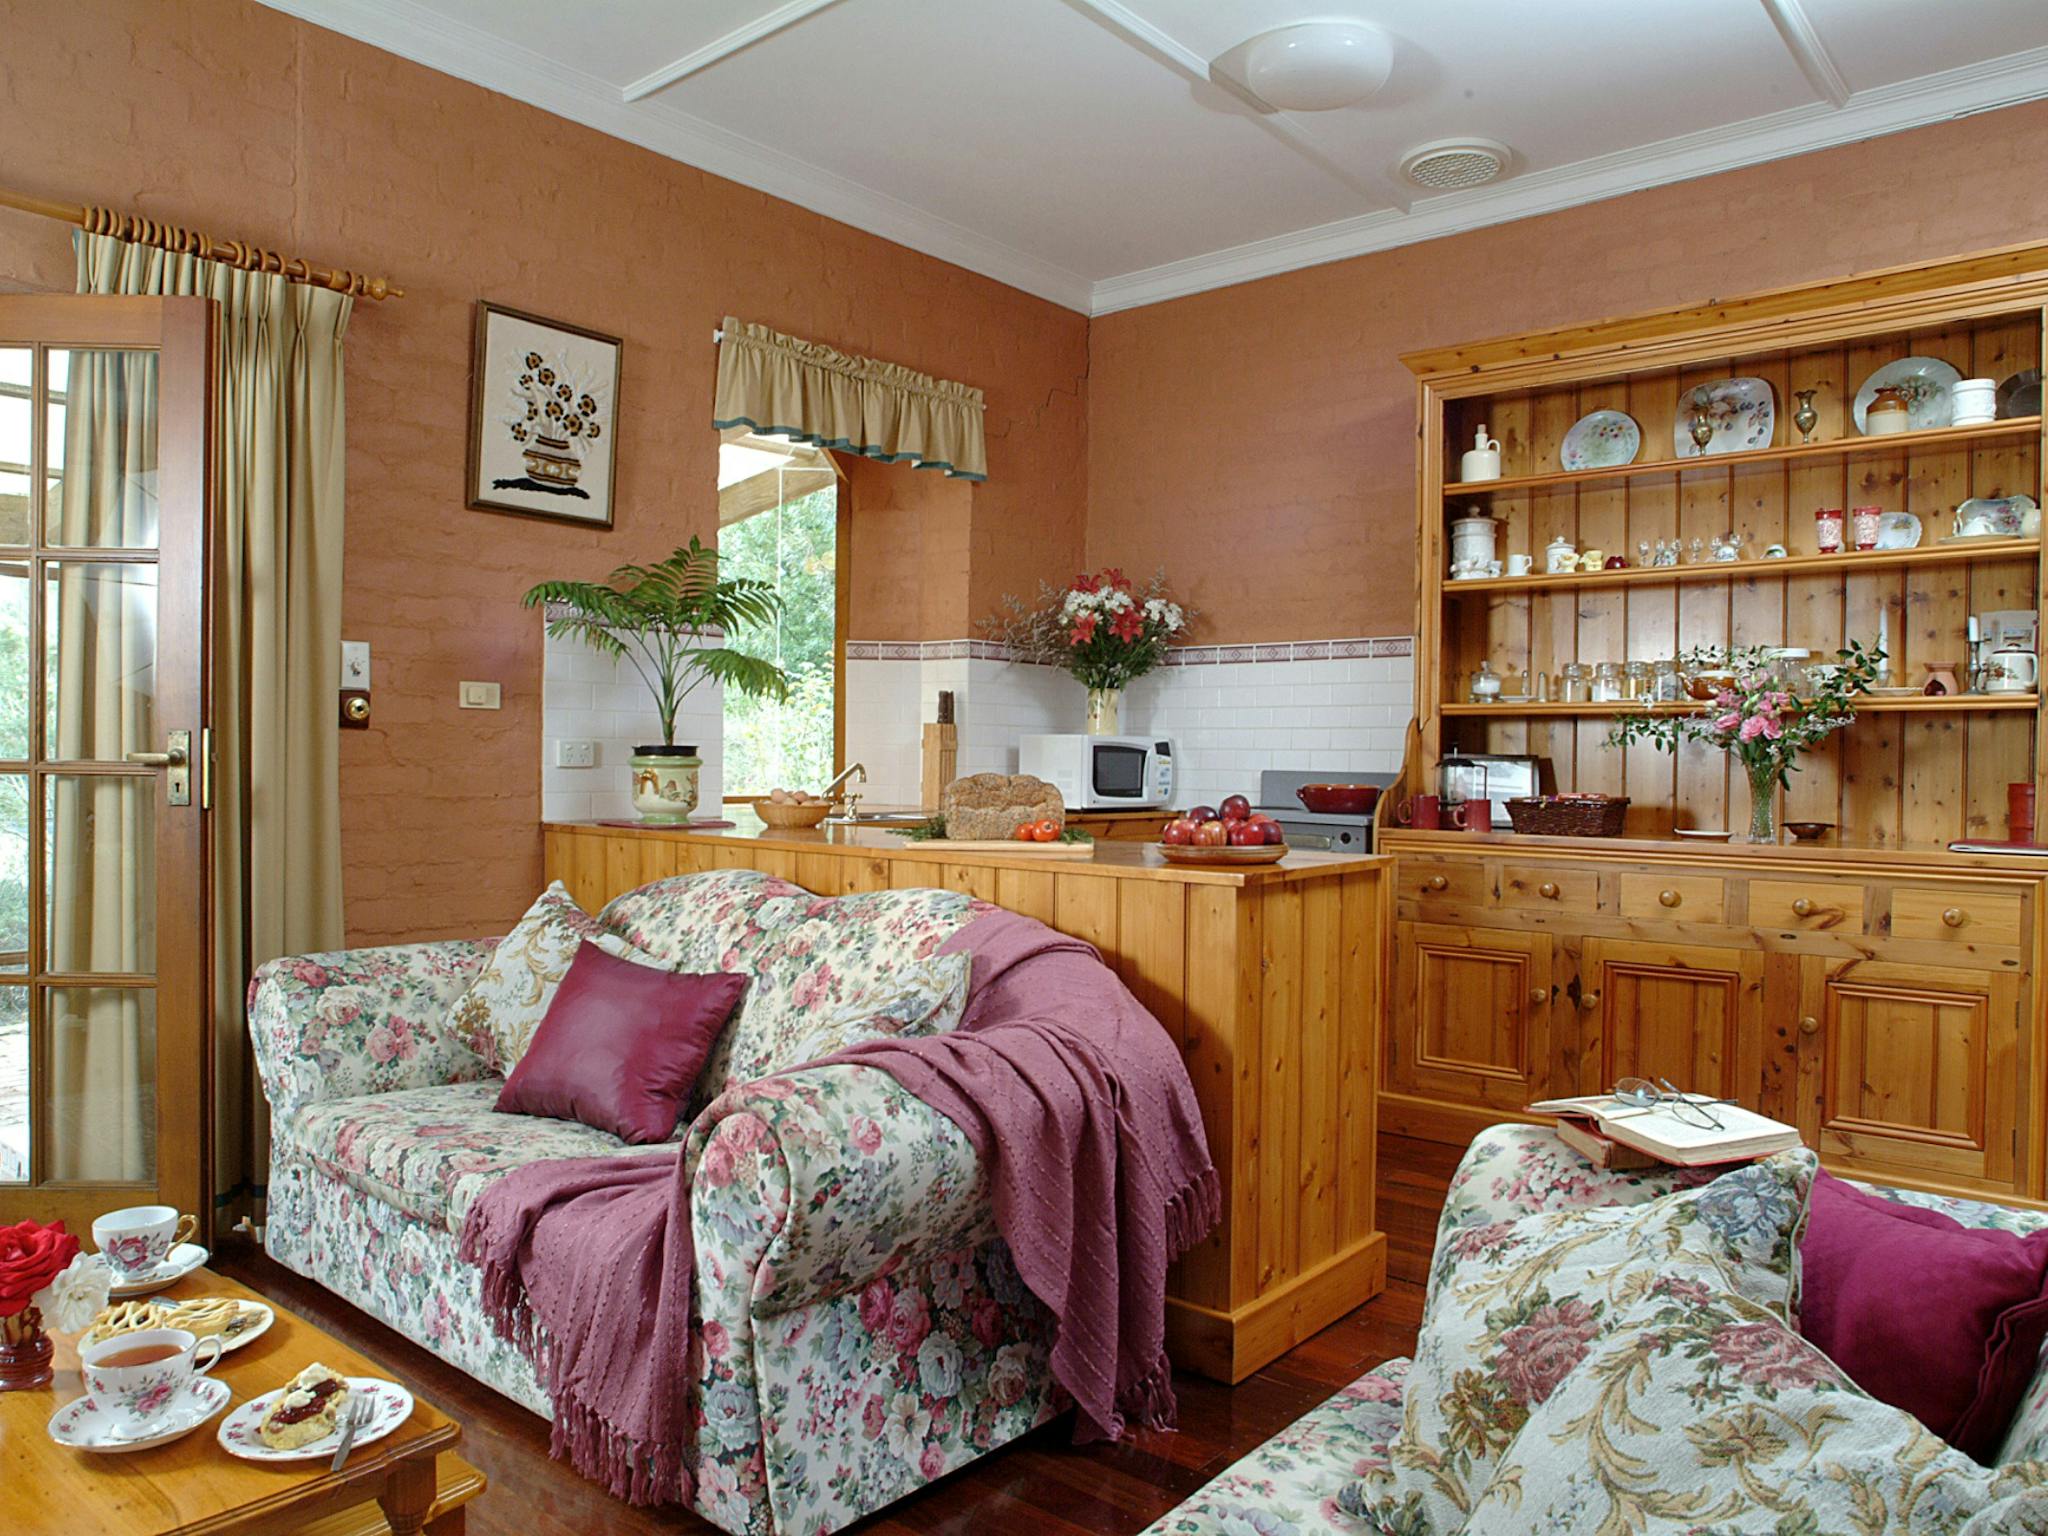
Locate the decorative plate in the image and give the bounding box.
[93,1242,209,1298]
[1157,843,1289,866]
[1997,368,2041,420]
[1674,378,1774,458]
[1560,409,1641,470]
[218,1376,414,1463]
[1673,829,1732,841]
[1952,494,2038,539]
[1853,356,1960,433]
[48,1376,232,1454]
[1874,511,1922,551]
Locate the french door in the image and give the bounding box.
[0,295,211,1239]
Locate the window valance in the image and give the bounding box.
[712,316,986,481]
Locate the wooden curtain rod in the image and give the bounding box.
[0,186,404,300]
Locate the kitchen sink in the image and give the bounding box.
[822,810,932,826]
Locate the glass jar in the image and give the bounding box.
[1560,662,1591,702]
[1622,660,1650,700]
[1851,505,1882,552]
[1815,506,1845,553]
[1468,660,1503,703]
[1591,661,1624,703]
[1651,658,1685,702]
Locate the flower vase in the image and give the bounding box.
[1085,687,1122,736]
[0,1306,53,1391]
[1744,757,1780,843]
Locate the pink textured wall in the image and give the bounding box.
[0,0,1088,943]
[1086,101,2048,642]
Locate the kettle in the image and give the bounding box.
[1460,425,1502,483]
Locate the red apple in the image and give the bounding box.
[1262,822,1287,846]
[1194,819,1230,847]
[1229,822,1266,847]
[1220,794,1252,821]
[1161,818,1194,846]
[1186,804,1217,824]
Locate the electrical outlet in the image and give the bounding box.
[458,680,502,710]
[555,739,596,768]
[341,640,370,689]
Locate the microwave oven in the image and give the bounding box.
[1018,734,1175,809]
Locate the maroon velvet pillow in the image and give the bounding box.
[495,942,747,1144]
[1800,1168,2048,1462]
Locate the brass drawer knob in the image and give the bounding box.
[1538,881,1560,899]
[1943,907,1966,928]
[1791,897,1814,917]
[1579,991,1601,1011]
[1528,987,1547,1006]
[1426,874,1449,892]
[1658,888,1681,908]
[1798,1015,1820,1036]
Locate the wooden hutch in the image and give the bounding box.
[1379,246,2048,1277]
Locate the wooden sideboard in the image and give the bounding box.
[1377,828,2048,1276]
[544,819,1391,1383]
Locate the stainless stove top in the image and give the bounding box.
[1252,768,1399,852]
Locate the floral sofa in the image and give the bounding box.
[1138,1125,2048,1535]
[248,870,1064,1536]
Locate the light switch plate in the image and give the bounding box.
[555,739,596,768]
[458,680,502,710]
[341,640,371,689]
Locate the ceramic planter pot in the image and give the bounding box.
[629,745,701,824]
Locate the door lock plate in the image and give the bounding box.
[167,729,191,806]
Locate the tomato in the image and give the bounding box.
[1031,819,1061,842]
[1013,822,1037,841]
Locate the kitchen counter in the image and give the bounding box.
[543,816,1392,1384]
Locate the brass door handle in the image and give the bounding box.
[1579,991,1601,1011]
[1791,897,1814,917]
[124,748,185,767]
[1538,882,1559,899]
[1658,888,1681,908]
[1528,988,1547,1006]
[1943,907,1966,928]
[1798,1015,1820,1035]
[1425,874,1449,892]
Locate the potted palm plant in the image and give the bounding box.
[525,537,789,823]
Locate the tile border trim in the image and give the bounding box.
[845,634,1413,665]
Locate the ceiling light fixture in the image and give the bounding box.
[1398,138,1513,191]
[1232,21,1393,112]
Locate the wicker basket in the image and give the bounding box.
[755,800,833,828]
[1504,794,1629,837]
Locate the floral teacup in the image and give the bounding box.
[79,1327,222,1429]
[91,1205,198,1277]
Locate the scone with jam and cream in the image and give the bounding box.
[258,1363,352,1449]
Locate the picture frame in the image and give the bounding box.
[466,301,623,527]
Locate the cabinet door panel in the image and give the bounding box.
[1393,922,1554,1110]
[1798,957,2019,1189]
[1580,938,1763,1101]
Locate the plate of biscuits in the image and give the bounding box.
[218,1364,414,1462]
[85,1294,275,1354]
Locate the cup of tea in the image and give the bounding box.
[92,1205,198,1278]
[80,1327,223,1427]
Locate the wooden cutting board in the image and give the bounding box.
[908,837,1098,858]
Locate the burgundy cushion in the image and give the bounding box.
[1799,1168,2048,1461]
[495,943,747,1144]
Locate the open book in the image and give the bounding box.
[1527,1092,1802,1167]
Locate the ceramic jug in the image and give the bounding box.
[1986,646,2039,693]
[1460,425,1502,482]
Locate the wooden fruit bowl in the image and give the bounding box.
[756,800,833,828]
[1158,842,1288,866]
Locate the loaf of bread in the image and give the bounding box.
[940,773,1064,841]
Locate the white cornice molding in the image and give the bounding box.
[1088,43,2048,315]
[254,0,1096,312]
[1759,0,1851,108]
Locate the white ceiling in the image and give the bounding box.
[259,0,2048,314]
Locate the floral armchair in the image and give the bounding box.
[247,871,1064,1536]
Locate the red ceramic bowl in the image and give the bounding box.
[1296,783,1382,816]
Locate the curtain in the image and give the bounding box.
[713,317,987,481]
[74,232,349,1211]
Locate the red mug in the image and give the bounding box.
[1399,794,1442,830]
[1447,801,1491,832]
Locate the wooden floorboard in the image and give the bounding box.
[214,1239,1423,1535]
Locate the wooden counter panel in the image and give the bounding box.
[543,821,1390,1383]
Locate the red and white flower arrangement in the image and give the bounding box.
[1,1218,110,1353]
[985,568,1190,692]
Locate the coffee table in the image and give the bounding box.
[1,1266,485,1534]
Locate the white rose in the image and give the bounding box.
[34,1252,111,1334]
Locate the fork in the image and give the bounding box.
[329,1391,371,1472]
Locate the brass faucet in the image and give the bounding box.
[822,761,866,821]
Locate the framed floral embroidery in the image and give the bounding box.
[466,301,622,526]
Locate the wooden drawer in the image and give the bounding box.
[1618,872,1725,923]
[1498,863,1599,913]
[1750,878,1866,933]
[1399,858,1492,907]
[1891,885,2026,946]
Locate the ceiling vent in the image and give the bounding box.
[1399,139,1512,191]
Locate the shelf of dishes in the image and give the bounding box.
[1441,416,2040,498]
[1440,695,2039,717]
[1439,536,2042,595]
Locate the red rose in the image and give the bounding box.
[0,1219,80,1317]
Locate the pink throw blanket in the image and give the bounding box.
[459,908,1220,1505]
